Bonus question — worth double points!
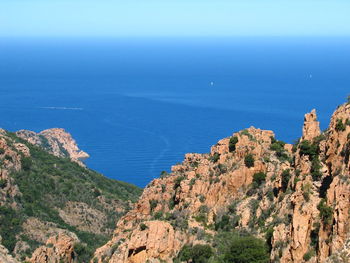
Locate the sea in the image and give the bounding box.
[0,37,349,187]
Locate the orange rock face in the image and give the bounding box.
[29,233,78,263]
[16,128,89,165]
[302,109,321,141]
[92,103,350,263]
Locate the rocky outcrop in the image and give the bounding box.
[29,233,78,263]
[93,103,350,263]
[302,109,321,141]
[58,201,110,235]
[16,128,89,165]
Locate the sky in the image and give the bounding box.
[0,0,350,37]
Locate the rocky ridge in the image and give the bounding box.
[16,128,89,166]
[0,128,141,262]
[92,101,350,263]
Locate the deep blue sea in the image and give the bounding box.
[0,37,349,187]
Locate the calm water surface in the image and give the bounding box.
[0,37,349,186]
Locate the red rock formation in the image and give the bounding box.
[92,104,350,263]
[29,233,78,263]
[16,128,89,165]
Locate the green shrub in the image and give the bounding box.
[311,158,322,181]
[310,222,320,249]
[270,138,290,162]
[0,179,7,188]
[173,176,184,190]
[241,130,254,140]
[217,163,227,174]
[74,242,95,263]
[177,244,213,263]
[253,172,266,186]
[168,197,176,210]
[302,183,312,202]
[244,154,255,168]
[139,223,148,231]
[4,155,12,162]
[299,140,318,159]
[149,199,158,212]
[265,227,274,251]
[317,199,333,226]
[194,213,207,224]
[0,148,5,155]
[214,232,269,263]
[177,245,192,262]
[21,157,32,171]
[281,169,291,191]
[189,178,196,187]
[229,136,239,152]
[154,211,163,220]
[335,119,346,132]
[267,191,274,202]
[160,171,168,178]
[0,206,22,252]
[214,214,239,231]
[210,153,220,163]
[161,184,166,193]
[191,244,213,263]
[303,250,315,261]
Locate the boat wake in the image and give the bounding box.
[39,107,84,111]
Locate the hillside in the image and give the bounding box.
[0,129,142,262]
[92,100,350,263]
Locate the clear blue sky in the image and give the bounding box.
[1,0,350,37]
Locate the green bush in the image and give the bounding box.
[335,119,346,132]
[317,199,333,226]
[161,184,166,193]
[160,171,168,178]
[311,158,322,181]
[210,153,220,163]
[270,138,290,162]
[299,140,319,160]
[244,154,255,168]
[21,157,32,171]
[177,244,213,263]
[154,211,163,220]
[214,214,239,231]
[281,169,291,191]
[177,245,192,262]
[265,227,274,251]
[0,206,22,252]
[0,179,7,188]
[139,223,148,231]
[74,242,94,263]
[229,136,239,152]
[240,130,254,140]
[253,172,266,186]
[0,148,5,155]
[214,232,269,263]
[4,155,12,162]
[149,199,158,212]
[303,250,315,261]
[173,176,185,190]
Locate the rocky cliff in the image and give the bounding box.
[16,128,89,166]
[92,101,350,263]
[0,129,142,262]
